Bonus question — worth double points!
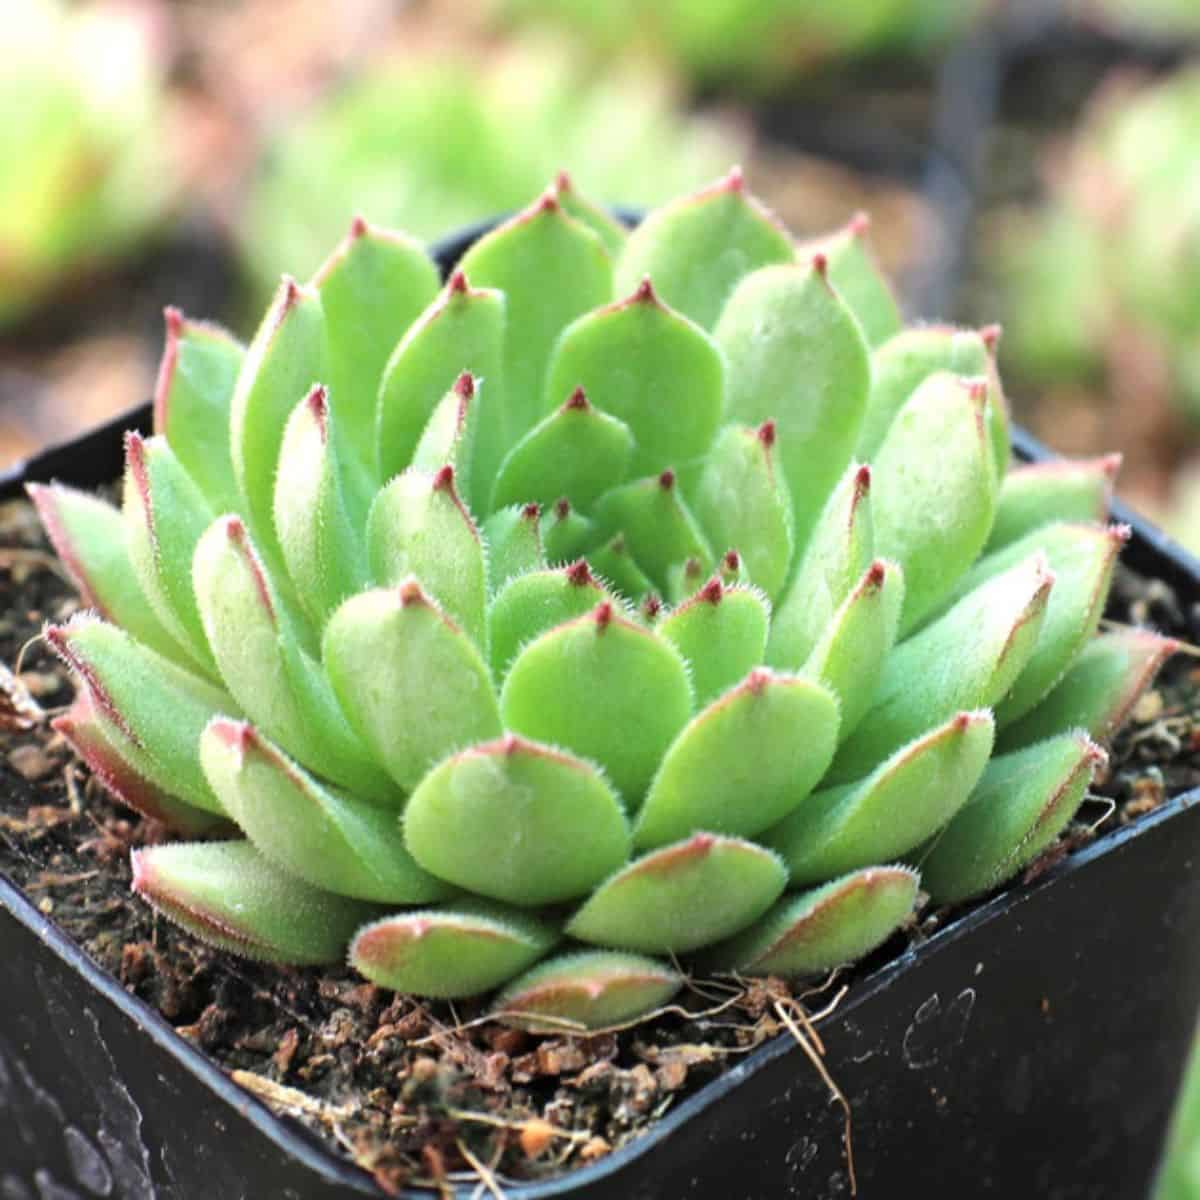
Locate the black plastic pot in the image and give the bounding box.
[2,227,1199,1198]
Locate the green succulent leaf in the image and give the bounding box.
[274,385,369,627]
[312,218,440,488]
[691,421,793,601]
[131,840,378,964]
[634,669,839,849]
[230,277,328,566]
[193,515,396,804]
[830,553,1051,782]
[492,387,635,511]
[591,471,713,595]
[767,710,995,885]
[482,503,547,593]
[487,559,612,681]
[588,533,657,601]
[921,732,1107,905]
[797,214,902,348]
[459,190,612,448]
[122,433,217,677]
[857,325,993,463]
[366,466,487,647]
[804,558,905,742]
[986,456,1120,553]
[27,482,186,665]
[45,615,234,816]
[351,900,559,998]
[941,522,1127,725]
[541,498,594,563]
[404,735,630,905]
[493,950,682,1032]
[53,695,226,836]
[323,582,502,793]
[200,718,451,904]
[614,167,793,329]
[705,865,919,977]
[998,629,1177,751]
[767,462,873,668]
[376,270,506,513]
[716,256,871,550]
[871,372,998,634]
[410,371,479,485]
[152,307,243,515]
[501,602,693,804]
[566,833,787,953]
[553,169,627,258]
[656,578,769,707]
[545,278,724,489]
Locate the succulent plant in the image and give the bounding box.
[33,169,1172,1033]
[0,0,173,326]
[239,40,736,303]
[492,0,985,89]
[993,67,1200,422]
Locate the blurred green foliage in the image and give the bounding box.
[0,0,174,327]
[239,39,738,299]
[994,69,1200,421]
[493,0,986,88]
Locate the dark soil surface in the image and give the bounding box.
[0,494,1196,1195]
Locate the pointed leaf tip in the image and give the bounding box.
[349,214,368,239]
[304,383,329,438]
[634,276,656,303]
[522,501,541,521]
[723,549,741,572]
[641,593,664,621]
[397,578,430,608]
[555,168,572,192]
[811,252,829,278]
[454,371,475,400]
[855,463,872,496]
[699,577,724,605]
[565,559,594,587]
[537,188,560,214]
[757,420,776,448]
[658,469,676,491]
[564,386,589,411]
[724,164,745,192]
[447,268,469,294]
[432,464,456,492]
[848,211,871,238]
[594,601,614,631]
[555,497,571,520]
[980,323,1002,354]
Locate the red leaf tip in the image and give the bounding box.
[1100,452,1123,480]
[223,515,246,542]
[722,549,741,573]
[281,275,301,309]
[689,832,716,853]
[952,712,973,732]
[349,215,368,239]
[129,847,150,894]
[980,323,1002,354]
[757,420,777,449]
[211,718,253,756]
[305,384,329,441]
[454,371,476,400]
[745,668,770,695]
[963,377,989,404]
[848,211,871,238]
[723,164,745,193]
[1108,523,1132,547]
[658,469,676,491]
[447,268,469,295]
[593,601,614,631]
[699,577,723,605]
[866,560,886,588]
[537,189,560,214]
[554,497,571,521]
[565,386,589,411]
[811,252,829,279]
[163,305,184,338]
[554,168,572,193]
[565,559,593,587]
[521,502,541,522]
[432,464,456,492]
[633,276,656,304]
[397,579,427,608]
[854,463,872,495]
[641,593,663,620]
